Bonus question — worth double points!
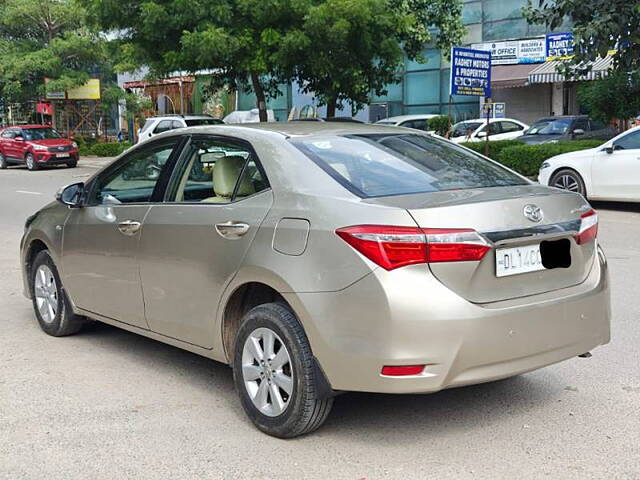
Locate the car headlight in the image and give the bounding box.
[540,161,551,170]
[31,144,48,151]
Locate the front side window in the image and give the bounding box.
[170,138,268,203]
[292,133,527,198]
[500,121,524,133]
[451,121,482,138]
[21,128,62,140]
[614,130,640,150]
[573,118,589,132]
[91,140,179,204]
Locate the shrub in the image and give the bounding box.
[89,142,132,157]
[428,115,452,136]
[460,139,523,159]
[496,140,605,177]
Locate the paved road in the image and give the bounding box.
[1,161,639,480]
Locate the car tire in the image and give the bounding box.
[550,168,586,197]
[233,302,334,438]
[30,250,85,337]
[25,153,38,171]
[66,160,77,168]
[0,152,7,169]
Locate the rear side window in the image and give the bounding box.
[185,118,224,126]
[292,134,527,198]
[501,121,523,133]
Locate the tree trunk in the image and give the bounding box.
[250,72,268,122]
[325,96,338,118]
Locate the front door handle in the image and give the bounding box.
[215,221,250,239]
[117,220,142,236]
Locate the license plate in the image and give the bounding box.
[56,153,69,158]
[495,243,544,277]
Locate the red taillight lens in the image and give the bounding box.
[335,225,490,270]
[381,365,425,376]
[575,210,598,245]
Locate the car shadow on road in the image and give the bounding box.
[591,201,640,213]
[80,321,561,439]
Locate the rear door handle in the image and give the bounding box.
[215,221,250,239]
[117,220,142,236]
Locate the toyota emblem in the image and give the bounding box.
[523,204,543,223]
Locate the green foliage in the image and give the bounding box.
[460,139,523,159]
[523,0,640,73]
[494,140,605,177]
[428,116,453,136]
[102,85,153,125]
[88,141,132,157]
[0,0,106,103]
[577,71,640,123]
[83,0,464,119]
[279,0,465,115]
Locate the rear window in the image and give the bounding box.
[292,133,527,198]
[185,118,224,126]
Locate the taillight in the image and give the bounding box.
[576,210,598,245]
[381,365,425,376]
[335,225,490,270]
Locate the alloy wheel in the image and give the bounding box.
[34,265,58,324]
[242,327,293,417]
[554,174,580,192]
[26,155,35,170]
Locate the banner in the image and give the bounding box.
[472,38,546,65]
[546,33,574,60]
[44,78,101,100]
[450,47,492,97]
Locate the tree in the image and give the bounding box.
[523,0,640,73]
[83,0,308,122]
[0,0,105,104]
[577,71,640,127]
[279,0,465,116]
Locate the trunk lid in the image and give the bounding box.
[365,185,596,303]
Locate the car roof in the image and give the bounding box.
[454,118,524,124]
[377,114,438,123]
[149,114,215,120]
[11,124,52,129]
[534,115,587,121]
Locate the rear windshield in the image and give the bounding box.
[292,133,527,198]
[185,118,224,126]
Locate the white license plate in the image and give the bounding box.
[55,153,69,158]
[495,243,545,277]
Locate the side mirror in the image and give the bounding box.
[14,135,23,141]
[476,131,488,138]
[605,146,614,154]
[572,128,585,136]
[56,182,85,208]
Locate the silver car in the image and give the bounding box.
[20,123,610,437]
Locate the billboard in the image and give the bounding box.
[45,78,101,100]
[472,38,546,65]
[450,47,492,97]
[546,33,574,60]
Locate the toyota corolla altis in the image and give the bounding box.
[20,123,610,437]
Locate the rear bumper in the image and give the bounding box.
[285,245,610,394]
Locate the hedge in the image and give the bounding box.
[495,140,605,177]
[88,142,132,157]
[460,139,523,160]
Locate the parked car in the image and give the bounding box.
[539,125,640,202]
[449,118,529,143]
[375,114,438,131]
[0,125,79,171]
[223,109,276,124]
[22,123,610,438]
[518,115,616,145]
[137,114,224,143]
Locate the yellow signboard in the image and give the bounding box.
[44,78,101,100]
[67,79,101,100]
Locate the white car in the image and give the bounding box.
[538,125,640,202]
[137,115,223,143]
[375,114,439,131]
[449,118,529,143]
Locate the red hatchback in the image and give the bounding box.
[0,125,79,171]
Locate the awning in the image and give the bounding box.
[528,56,613,84]
[491,63,541,89]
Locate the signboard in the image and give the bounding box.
[492,102,506,118]
[546,33,574,60]
[450,47,492,97]
[44,78,101,100]
[472,38,546,65]
[67,79,101,100]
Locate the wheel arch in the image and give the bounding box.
[23,238,51,297]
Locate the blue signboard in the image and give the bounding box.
[546,33,574,60]
[450,47,492,97]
